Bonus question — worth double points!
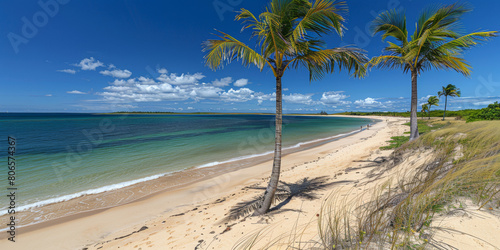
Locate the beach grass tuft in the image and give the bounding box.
[318,121,500,249]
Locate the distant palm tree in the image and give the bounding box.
[421,103,429,120]
[426,96,440,120]
[438,84,461,120]
[367,3,497,141]
[203,0,367,215]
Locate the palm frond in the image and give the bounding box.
[421,103,429,112]
[439,84,461,98]
[236,8,266,39]
[428,55,472,76]
[436,31,498,54]
[290,46,367,81]
[384,41,405,54]
[372,9,408,44]
[366,55,409,72]
[427,96,440,106]
[291,0,347,42]
[410,3,474,67]
[202,30,268,71]
[420,2,469,35]
[204,0,368,80]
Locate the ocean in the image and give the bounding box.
[0,113,373,225]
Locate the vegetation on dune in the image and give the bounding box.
[366,2,497,141]
[380,120,449,150]
[380,136,410,150]
[203,0,367,215]
[238,121,500,249]
[335,109,478,120]
[320,120,500,248]
[467,101,500,122]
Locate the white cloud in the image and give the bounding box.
[354,97,381,106]
[67,90,86,94]
[103,86,132,92]
[283,93,314,105]
[220,88,255,102]
[157,72,205,85]
[100,69,132,78]
[99,77,190,102]
[136,83,176,94]
[57,69,76,74]
[473,100,495,106]
[137,76,156,85]
[45,94,52,97]
[110,79,128,86]
[187,107,194,110]
[320,91,350,105]
[98,70,211,103]
[96,69,376,110]
[234,78,249,87]
[157,68,168,74]
[190,86,223,99]
[443,96,500,109]
[256,92,276,105]
[75,57,104,70]
[212,77,233,87]
[99,91,189,102]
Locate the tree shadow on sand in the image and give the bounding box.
[222,176,351,223]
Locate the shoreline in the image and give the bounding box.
[0,116,378,237]
[1,115,375,221]
[0,114,394,249]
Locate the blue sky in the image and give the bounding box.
[1,0,499,113]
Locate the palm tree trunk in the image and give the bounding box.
[409,69,419,141]
[443,95,447,121]
[253,75,282,215]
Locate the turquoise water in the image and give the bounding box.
[0,113,373,213]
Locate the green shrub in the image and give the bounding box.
[467,102,500,122]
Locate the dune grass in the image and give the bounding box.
[236,121,500,249]
[381,120,452,150]
[317,121,500,249]
[380,136,409,150]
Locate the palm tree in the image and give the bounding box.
[421,103,429,120]
[367,3,497,141]
[203,0,367,215]
[426,96,440,119]
[438,84,461,120]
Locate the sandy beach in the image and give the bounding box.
[2,116,498,250]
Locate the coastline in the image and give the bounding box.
[0,115,393,249]
[0,116,376,233]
